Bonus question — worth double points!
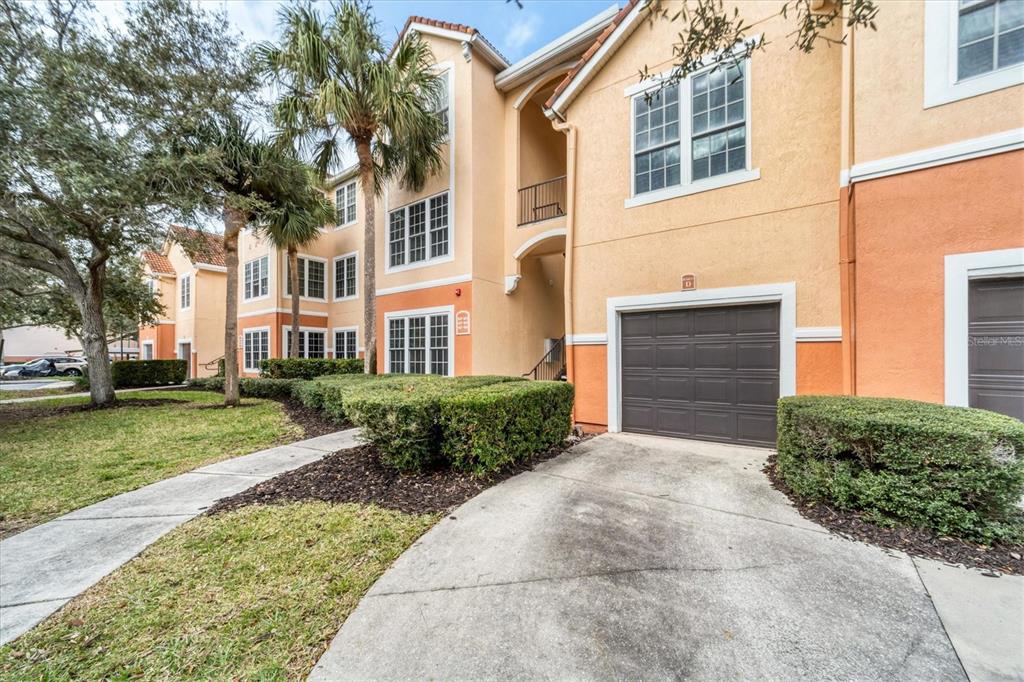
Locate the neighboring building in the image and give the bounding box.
[161,1,1024,440]
[1,326,80,363]
[139,227,227,378]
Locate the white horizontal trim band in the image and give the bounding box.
[848,128,1024,184]
[566,333,607,345]
[377,274,472,296]
[625,169,760,209]
[795,326,842,342]
[237,308,329,319]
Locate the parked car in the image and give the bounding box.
[1,356,87,378]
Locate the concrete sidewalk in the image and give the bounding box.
[310,433,1022,681]
[0,428,359,645]
[0,384,184,404]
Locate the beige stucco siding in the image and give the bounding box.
[852,1,1024,165]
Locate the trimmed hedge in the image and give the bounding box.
[186,376,300,399]
[260,357,363,380]
[776,395,1024,543]
[111,360,186,388]
[440,381,574,474]
[343,376,527,470]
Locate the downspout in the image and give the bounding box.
[839,20,858,395]
[550,114,578,402]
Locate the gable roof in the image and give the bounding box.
[546,0,646,115]
[169,225,226,268]
[393,15,509,70]
[142,251,176,276]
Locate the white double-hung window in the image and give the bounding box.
[925,0,1024,107]
[334,252,357,300]
[243,256,269,300]
[628,58,756,208]
[334,328,358,359]
[386,308,452,376]
[388,192,450,269]
[179,274,191,310]
[286,256,326,300]
[243,328,269,371]
[284,329,326,358]
[335,181,357,226]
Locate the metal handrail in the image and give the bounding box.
[523,337,566,381]
[517,176,567,226]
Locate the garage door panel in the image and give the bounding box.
[655,407,695,436]
[621,303,780,447]
[969,278,1024,421]
[622,313,655,339]
[969,334,1024,373]
[737,342,780,371]
[655,376,692,402]
[736,378,780,407]
[654,310,693,337]
[694,343,733,369]
[622,344,655,370]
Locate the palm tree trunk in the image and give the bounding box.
[288,246,301,358]
[355,138,377,374]
[223,202,245,406]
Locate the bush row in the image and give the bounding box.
[186,376,301,399]
[776,395,1024,543]
[299,374,574,473]
[259,357,363,380]
[111,360,186,388]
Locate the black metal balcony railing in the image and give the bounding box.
[517,176,567,226]
[523,337,567,381]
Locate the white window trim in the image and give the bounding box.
[280,325,328,359]
[179,273,192,311]
[332,251,359,302]
[335,180,358,229]
[242,255,271,302]
[176,338,193,360]
[924,0,1024,109]
[625,54,758,210]
[605,282,796,433]
[943,247,1024,407]
[383,304,456,376]
[285,253,328,302]
[385,190,454,273]
[332,326,360,359]
[242,326,271,372]
[384,61,456,275]
[141,341,154,360]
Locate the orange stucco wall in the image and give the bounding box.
[138,324,176,359]
[375,282,473,376]
[796,342,843,395]
[852,151,1024,402]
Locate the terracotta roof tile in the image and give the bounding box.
[142,251,175,275]
[392,15,508,65]
[546,0,641,111]
[170,225,226,268]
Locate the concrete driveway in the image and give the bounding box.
[312,433,1023,681]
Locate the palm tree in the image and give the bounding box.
[259,169,333,358]
[259,1,447,373]
[189,117,309,405]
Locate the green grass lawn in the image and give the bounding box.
[0,503,437,680]
[0,390,303,536]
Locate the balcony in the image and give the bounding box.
[517,176,566,227]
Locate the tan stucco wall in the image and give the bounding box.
[852,1,1024,165]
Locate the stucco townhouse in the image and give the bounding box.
[159,0,1023,444]
[139,226,227,378]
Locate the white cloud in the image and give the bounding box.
[504,12,541,56]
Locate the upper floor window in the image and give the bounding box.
[958,0,1024,80]
[630,61,753,206]
[286,256,326,300]
[243,256,269,300]
[924,0,1024,107]
[180,274,191,310]
[334,252,357,300]
[435,70,450,134]
[146,278,157,295]
[335,181,357,226]
[388,192,450,269]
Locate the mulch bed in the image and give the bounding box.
[764,454,1024,576]
[209,435,589,516]
[279,398,342,439]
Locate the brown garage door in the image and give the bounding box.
[620,304,780,446]
[969,277,1024,420]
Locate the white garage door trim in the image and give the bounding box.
[606,282,797,433]
[944,247,1024,407]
